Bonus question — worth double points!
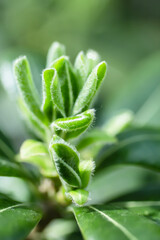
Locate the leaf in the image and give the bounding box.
[74,50,100,89]
[96,128,160,171]
[46,42,66,67]
[67,189,89,206]
[76,128,116,151]
[73,61,107,115]
[49,135,81,188]
[0,130,15,160]
[0,158,41,183]
[42,219,78,240]
[79,160,95,188]
[13,56,48,124]
[20,139,56,177]
[0,193,42,240]
[88,165,160,204]
[41,68,55,119]
[50,68,66,117]
[51,56,73,116]
[103,110,133,136]
[72,202,160,240]
[19,98,50,141]
[51,109,95,139]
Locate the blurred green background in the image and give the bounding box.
[0,0,160,150]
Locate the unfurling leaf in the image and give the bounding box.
[50,68,66,118]
[41,68,55,119]
[79,160,95,188]
[67,189,89,206]
[46,42,66,67]
[51,109,95,139]
[50,56,73,116]
[74,50,100,90]
[73,61,107,115]
[20,139,56,177]
[13,56,48,125]
[19,99,50,141]
[49,135,81,188]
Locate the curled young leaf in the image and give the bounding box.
[19,99,50,141]
[46,42,66,67]
[73,61,107,115]
[41,68,55,119]
[51,56,73,116]
[14,56,48,125]
[67,189,89,206]
[51,109,95,139]
[50,68,66,118]
[74,50,100,90]
[49,135,81,188]
[20,139,56,177]
[79,160,95,188]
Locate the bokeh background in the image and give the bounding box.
[0,0,160,203]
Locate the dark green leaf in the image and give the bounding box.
[96,129,160,171]
[72,202,160,240]
[0,130,15,160]
[49,135,81,188]
[0,193,42,240]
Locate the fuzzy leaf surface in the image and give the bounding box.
[49,135,81,188]
[73,61,107,115]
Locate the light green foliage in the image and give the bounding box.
[1,41,159,238]
[13,42,108,206]
[73,61,107,115]
[20,139,56,177]
[46,42,66,67]
[67,189,89,206]
[51,109,95,139]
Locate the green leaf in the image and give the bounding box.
[74,50,100,90]
[0,130,15,160]
[73,61,107,115]
[46,42,66,67]
[79,160,95,188]
[51,56,73,116]
[51,109,95,139]
[86,49,100,76]
[96,128,160,171]
[0,193,42,240]
[20,139,56,177]
[67,189,89,206]
[50,68,66,118]
[42,219,78,240]
[49,135,81,188]
[72,202,160,240]
[41,68,55,119]
[19,99,50,141]
[89,165,160,204]
[103,110,133,136]
[13,56,48,124]
[76,128,116,151]
[0,158,41,183]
